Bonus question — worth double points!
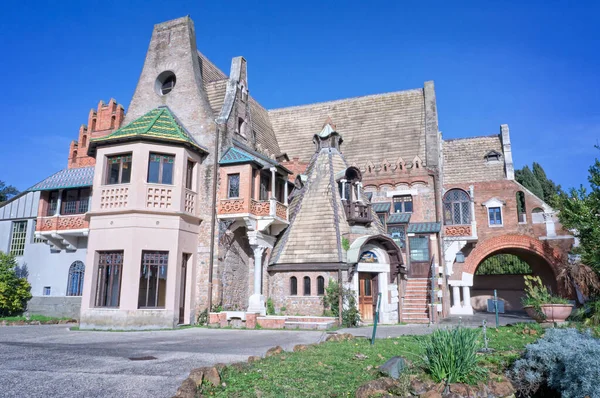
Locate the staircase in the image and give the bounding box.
[283,316,338,330]
[401,278,431,324]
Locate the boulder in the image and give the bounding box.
[420,392,442,398]
[355,377,398,398]
[265,346,283,357]
[487,379,515,397]
[293,344,308,352]
[203,367,221,387]
[450,383,477,397]
[411,379,438,396]
[379,356,407,380]
[247,355,261,363]
[174,377,197,398]
[188,368,205,387]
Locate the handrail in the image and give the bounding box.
[429,255,436,325]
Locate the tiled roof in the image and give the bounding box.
[372,202,391,213]
[89,107,206,154]
[443,135,505,185]
[29,167,94,191]
[407,222,441,233]
[366,192,373,201]
[219,147,259,165]
[387,213,411,224]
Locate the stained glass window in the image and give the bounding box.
[148,153,174,184]
[228,174,240,198]
[443,189,471,225]
[388,225,406,249]
[106,154,132,184]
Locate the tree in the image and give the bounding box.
[516,165,544,200]
[0,180,19,203]
[0,252,32,316]
[557,154,600,274]
[532,162,564,206]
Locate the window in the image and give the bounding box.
[61,188,90,215]
[393,195,413,213]
[106,154,132,185]
[32,221,44,243]
[485,150,502,162]
[377,212,387,226]
[260,174,270,200]
[81,135,87,147]
[72,150,77,163]
[148,153,174,184]
[110,115,116,129]
[138,251,168,308]
[47,191,59,216]
[227,174,240,198]
[238,117,246,138]
[488,207,503,226]
[67,261,85,296]
[91,118,96,131]
[303,276,311,296]
[161,74,176,95]
[9,221,27,256]
[516,191,526,223]
[409,236,429,262]
[43,286,51,296]
[388,225,406,249]
[443,189,471,225]
[290,277,297,295]
[317,276,325,296]
[95,251,123,307]
[185,160,195,190]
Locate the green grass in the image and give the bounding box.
[0,315,72,323]
[201,324,542,397]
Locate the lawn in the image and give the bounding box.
[200,323,543,397]
[0,314,73,323]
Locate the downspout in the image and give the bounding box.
[207,122,222,312]
[430,167,444,323]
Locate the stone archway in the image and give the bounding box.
[450,234,567,315]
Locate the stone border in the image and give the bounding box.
[0,319,77,327]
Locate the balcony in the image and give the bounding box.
[443,224,477,240]
[343,201,372,225]
[218,197,289,233]
[36,214,89,251]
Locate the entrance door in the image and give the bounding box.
[359,273,375,322]
[179,254,189,324]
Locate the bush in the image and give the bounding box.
[570,297,600,326]
[0,252,32,317]
[420,326,487,385]
[266,297,275,315]
[323,279,360,327]
[509,328,600,398]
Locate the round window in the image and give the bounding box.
[155,71,176,96]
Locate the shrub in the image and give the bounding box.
[323,279,360,327]
[509,328,600,398]
[420,326,487,385]
[266,297,275,315]
[0,252,32,317]
[570,297,600,326]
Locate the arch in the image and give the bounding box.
[347,234,405,280]
[290,276,297,295]
[66,261,85,296]
[110,115,116,129]
[303,276,311,296]
[317,276,325,295]
[81,135,87,148]
[71,150,77,163]
[516,191,526,222]
[443,189,471,225]
[464,235,563,281]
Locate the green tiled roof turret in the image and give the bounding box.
[88,107,206,154]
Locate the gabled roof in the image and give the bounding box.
[387,213,411,224]
[88,107,207,155]
[229,140,291,174]
[407,222,441,233]
[219,147,260,166]
[372,202,391,213]
[29,167,95,191]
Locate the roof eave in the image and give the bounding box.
[88,136,209,157]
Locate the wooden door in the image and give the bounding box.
[359,273,374,322]
[179,254,189,324]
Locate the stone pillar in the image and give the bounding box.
[248,245,266,315]
[56,189,63,216]
[356,182,362,202]
[270,167,277,200]
[340,179,347,200]
[284,181,289,205]
[462,286,472,311]
[451,285,461,308]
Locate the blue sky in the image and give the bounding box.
[1,0,598,192]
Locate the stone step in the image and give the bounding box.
[283,321,335,330]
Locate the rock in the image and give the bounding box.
[174,377,197,398]
[188,368,204,387]
[326,334,340,342]
[248,355,261,363]
[411,379,437,396]
[487,379,515,397]
[340,333,355,340]
[354,353,368,360]
[379,356,407,380]
[419,392,442,398]
[355,377,398,398]
[203,367,221,387]
[229,362,247,371]
[450,383,477,397]
[265,346,283,357]
[293,344,308,352]
[213,363,227,372]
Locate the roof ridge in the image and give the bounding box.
[197,50,228,80]
[268,88,423,113]
[444,134,499,142]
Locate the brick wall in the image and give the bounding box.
[268,271,337,316]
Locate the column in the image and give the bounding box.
[248,245,267,315]
[451,285,461,308]
[462,286,472,311]
[356,182,362,202]
[340,179,347,200]
[270,167,277,200]
[284,181,289,205]
[55,189,63,216]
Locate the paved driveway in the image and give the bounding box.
[0,326,326,398]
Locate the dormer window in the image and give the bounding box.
[485,150,502,163]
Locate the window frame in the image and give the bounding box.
[147,153,175,185]
[409,235,430,263]
[94,251,124,308]
[290,276,298,296]
[66,261,85,296]
[387,224,407,250]
[488,206,503,227]
[317,276,325,296]
[303,276,311,296]
[43,286,51,296]
[9,220,27,256]
[185,159,195,190]
[443,189,471,225]
[227,173,241,199]
[31,220,44,243]
[47,191,60,216]
[105,153,132,185]
[61,188,91,215]
[259,174,270,201]
[393,195,413,213]
[138,251,169,309]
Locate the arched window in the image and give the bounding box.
[71,150,77,163]
[91,118,96,131]
[81,135,87,148]
[317,276,325,296]
[110,115,116,129]
[532,207,545,224]
[516,191,526,223]
[66,261,85,296]
[443,189,471,225]
[290,277,297,295]
[303,276,311,296]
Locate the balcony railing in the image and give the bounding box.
[218,198,288,221]
[343,201,372,225]
[37,214,89,232]
[443,224,472,237]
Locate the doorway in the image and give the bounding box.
[358,273,378,322]
[179,253,189,324]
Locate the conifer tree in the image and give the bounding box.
[516,165,544,200]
